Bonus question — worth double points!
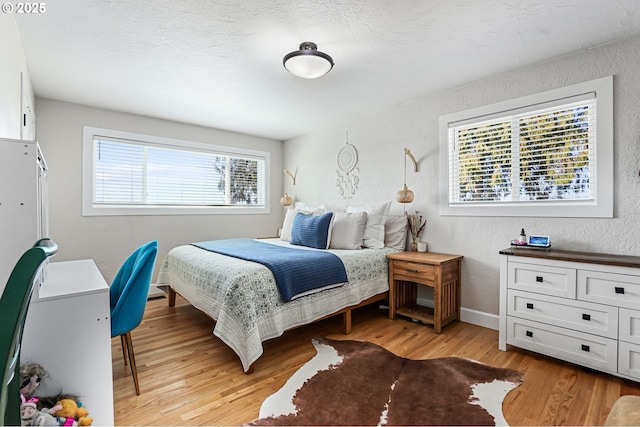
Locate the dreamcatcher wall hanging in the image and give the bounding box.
[336,132,359,200]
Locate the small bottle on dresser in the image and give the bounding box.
[519,228,527,244]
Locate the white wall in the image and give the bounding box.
[0,12,34,139]
[35,98,284,283]
[284,34,640,323]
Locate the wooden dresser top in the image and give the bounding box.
[499,247,640,269]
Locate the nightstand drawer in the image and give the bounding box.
[392,260,436,285]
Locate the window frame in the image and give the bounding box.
[438,76,613,218]
[82,126,271,216]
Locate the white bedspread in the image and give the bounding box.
[156,239,396,371]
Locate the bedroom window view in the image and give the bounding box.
[82,126,269,216]
[439,76,612,218]
[449,100,594,204]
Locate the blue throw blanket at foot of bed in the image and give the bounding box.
[191,239,349,302]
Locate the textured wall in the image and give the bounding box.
[35,99,283,283]
[284,34,640,319]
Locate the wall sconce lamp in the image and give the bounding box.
[396,148,418,204]
[281,169,296,206]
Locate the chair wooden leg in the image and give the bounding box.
[120,334,128,365]
[123,331,141,395]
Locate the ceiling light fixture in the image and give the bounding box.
[283,42,334,79]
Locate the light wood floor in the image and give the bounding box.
[112,295,640,426]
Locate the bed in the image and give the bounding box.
[156,202,407,372]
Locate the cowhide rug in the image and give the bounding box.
[248,337,524,426]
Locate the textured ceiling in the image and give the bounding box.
[14,0,640,141]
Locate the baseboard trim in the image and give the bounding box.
[416,296,498,331]
[460,307,498,330]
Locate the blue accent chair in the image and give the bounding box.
[0,238,58,427]
[110,240,158,395]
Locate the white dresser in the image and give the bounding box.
[21,259,114,425]
[499,247,640,382]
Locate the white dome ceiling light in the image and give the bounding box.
[283,42,334,79]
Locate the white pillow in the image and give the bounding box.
[346,201,391,249]
[384,215,408,250]
[329,212,367,250]
[280,208,298,241]
[294,202,327,215]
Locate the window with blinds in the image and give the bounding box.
[82,127,269,216]
[439,76,613,217]
[450,97,594,204]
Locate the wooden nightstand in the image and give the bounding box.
[386,251,463,333]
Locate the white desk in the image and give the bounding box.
[22,259,114,426]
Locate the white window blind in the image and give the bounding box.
[449,96,595,205]
[82,127,269,216]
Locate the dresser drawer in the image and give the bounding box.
[391,260,436,286]
[619,341,640,380]
[620,308,640,345]
[508,261,576,298]
[507,290,618,339]
[506,317,617,373]
[577,270,640,310]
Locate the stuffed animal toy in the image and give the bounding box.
[17,366,92,426]
[20,397,59,426]
[52,399,92,426]
[19,363,48,399]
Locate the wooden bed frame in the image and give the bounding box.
[167,287,388,372]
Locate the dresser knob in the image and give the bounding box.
[406,269,419,273]
[581,344,590,352]
[615,287,625,294]
[526,303,534,309]
[525,330,533,338]
[536,276,543,283]
[582,313,591,321]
